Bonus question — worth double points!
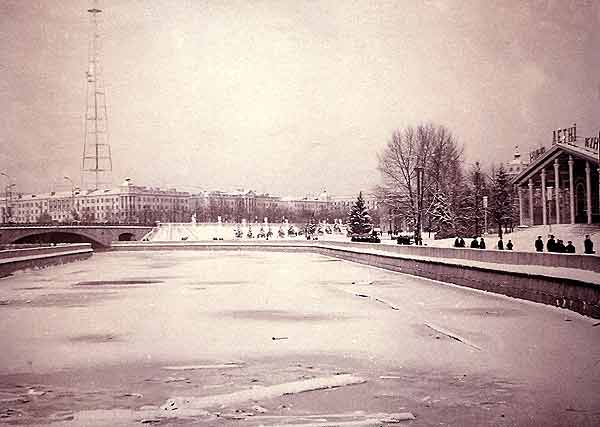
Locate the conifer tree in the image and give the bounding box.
[490,164,511,238]
[349,192,373,235]
[465,162,487,237]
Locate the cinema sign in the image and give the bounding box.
[552,123,577,144]
[584,135,599,152]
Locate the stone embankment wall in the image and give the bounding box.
[317,246,600,319]
[110,241,600,319]
[0,244,93,277]
[329,241,600,273]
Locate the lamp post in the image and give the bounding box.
[482,195,488,235]
[414,166,424,245]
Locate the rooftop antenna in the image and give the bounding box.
[81,0,112,190]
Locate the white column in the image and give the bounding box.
[554,158,560,224]
[568,155,575,224]
[541,169,547,225]
[518,187,524,226]
[586,161,592,224]
[528,179,534,226]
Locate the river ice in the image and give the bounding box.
[0,250,598,425]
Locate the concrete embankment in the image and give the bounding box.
[0,244,93,277]
[111,240,600,318]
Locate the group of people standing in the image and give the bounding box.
[495,237,514,250]
[534,234,595,254]
[454,236,513,250]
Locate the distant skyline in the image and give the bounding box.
[1,0,599,196]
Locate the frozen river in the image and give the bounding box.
[0,250,598,426]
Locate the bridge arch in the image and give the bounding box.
[118,232,135,241]
[10,231,107,249]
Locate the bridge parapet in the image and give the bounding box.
[0,226,153,248]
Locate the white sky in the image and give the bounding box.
[1,0,599,196]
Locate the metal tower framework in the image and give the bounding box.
[82,1,112,190]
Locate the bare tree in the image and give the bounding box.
[377,123,463,237]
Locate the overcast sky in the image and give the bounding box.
[1,0,599,196]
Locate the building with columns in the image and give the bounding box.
[512,125,600,226]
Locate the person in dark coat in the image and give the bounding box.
[584,235,595,254]
[565,241,575,253]
[506,240,513,250]
[546,235,556,252]
[459,237,465,247]
[535,236,544,252]
[454,237,461,248]
[479,237,486,249]
[470,237,479,249]
[497,238,504,250]
[556,239,566,253]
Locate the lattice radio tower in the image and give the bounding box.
[81,0,112,190]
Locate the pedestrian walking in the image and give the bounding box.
[497,238,504,250]
[546,235,556,252]
[565,241,575,253]
[506,240,513,250]
[479,237,486,249]
[556,239,566,253]
[454,236,461,248]
[584,235,595,254]
[535,236,544,252]
[470,237,479,249]
[459,237,465,247]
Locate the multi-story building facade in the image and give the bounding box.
[189,190,256,222]
[1,179,189,225]
[1,179,380,226]
[329,193,378,212]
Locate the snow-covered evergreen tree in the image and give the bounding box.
[462,162,488,237]
[490,164,511,238]
[348,192,373,235]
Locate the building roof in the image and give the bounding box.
[511,141,599,186]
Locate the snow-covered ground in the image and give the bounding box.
[0,250,598,426]
[380,223,600,255]
[143,222,349,242]
[145,222,600,256]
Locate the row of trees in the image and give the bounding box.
[377,123,515,239]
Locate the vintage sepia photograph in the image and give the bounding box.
[1,0,599,425]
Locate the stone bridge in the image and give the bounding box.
[0,226,153,248]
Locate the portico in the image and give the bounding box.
[513,135,599,226]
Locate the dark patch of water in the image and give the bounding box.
[68,334,121,343]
